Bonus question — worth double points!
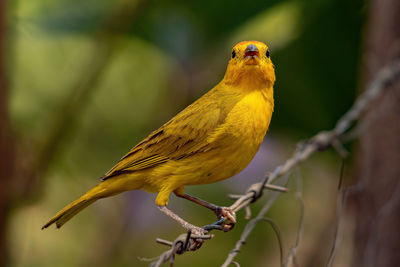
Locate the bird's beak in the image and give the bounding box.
[244,44,260,59]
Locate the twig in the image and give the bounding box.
[326,160,346,267]
[221,175,290,267]
[263,217,285,267]
[150,60,400,267]
[284,169,304,267]
[150,233,212,267]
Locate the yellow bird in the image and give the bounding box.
[42,41,275,234]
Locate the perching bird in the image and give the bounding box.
[42,41,275,234]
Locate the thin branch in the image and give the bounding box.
[223,217,285,267]
[150,60,400,267]
[149,233,213,267]
[263,217,285,267]
[221,175,290,267]
[326,160,347,267]
[284,169,304,267]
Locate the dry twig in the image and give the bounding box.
[150,61,400,267]
[326,160,346,267]
[284,169,304,267]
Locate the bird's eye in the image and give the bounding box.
[266,49,270,58]
[231,50,236,58]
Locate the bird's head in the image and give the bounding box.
[223,41,275,89]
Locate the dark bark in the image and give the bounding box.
[353,0,400,266]
[0,0,15,265]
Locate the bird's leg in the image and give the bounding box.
[158,206,207,235]
[175,193,236,224]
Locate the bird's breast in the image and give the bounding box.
[225,90,273,143]
[204,89,274,180]
[154,89,274,187]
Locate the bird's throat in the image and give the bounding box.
[223,65,275,91]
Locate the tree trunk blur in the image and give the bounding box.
[353,0,400,266]
[0,0,15,265]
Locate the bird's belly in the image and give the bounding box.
[160,133,263,188]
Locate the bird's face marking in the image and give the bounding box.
[224,41,275,87]
[230,41,271,65]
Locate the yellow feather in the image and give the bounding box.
[42,40,275,228]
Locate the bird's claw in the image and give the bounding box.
[221,207,236,231]
[213,206,236,232]
[215,206,236,223]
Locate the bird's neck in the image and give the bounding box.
[222,67,275,92]
[222,75,274,93]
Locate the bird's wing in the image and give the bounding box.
[101,88,238,180]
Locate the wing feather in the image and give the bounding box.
[101,87,239,180]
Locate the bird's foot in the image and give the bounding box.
[215,206,236,223]
[214,206,236,231]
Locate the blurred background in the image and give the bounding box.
[3,0,399,266]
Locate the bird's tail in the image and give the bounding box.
[41,183,107,229]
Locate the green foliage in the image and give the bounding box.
[8,0,365,265]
